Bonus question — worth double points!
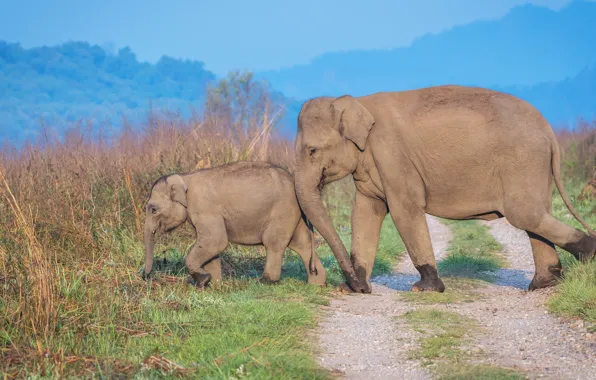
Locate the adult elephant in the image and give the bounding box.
[294,85,595,294]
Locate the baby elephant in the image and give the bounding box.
[142,161,327,288]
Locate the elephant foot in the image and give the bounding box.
[361,279,372,293]
[190,272,212,289]
[412,264,446,292]
[259,276,280,285]
[141,270,153,281]
[354,265,372,294]
[528,265,563,291]
[411,278,446,292]
[339,280,372,294]
[563,234,596,264]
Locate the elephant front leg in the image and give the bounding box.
[186,214,229,289]
[350,191,388,292]
[389,201,445,292]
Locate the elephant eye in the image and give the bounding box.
[309,147,317,156]
[151,207,158,214]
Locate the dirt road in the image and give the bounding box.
[317,216,596,379]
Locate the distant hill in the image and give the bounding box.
[279,62,596,132]
[280,61,596,132]
[503,62,596,126]
[3,1,596,144]
[0,41,216,143]
[260,1,596,107]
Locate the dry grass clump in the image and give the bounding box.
[0,72,295,376]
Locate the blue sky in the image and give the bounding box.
[0,0,584,75]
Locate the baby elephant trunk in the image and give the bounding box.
[143,226,156,278]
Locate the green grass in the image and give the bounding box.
[2,233,334,379]
[434,363,527,380]
[403,309,472,362]
[2,242,333,378]
[402,309,526,379]
[547,182,596,324]
[438,220,505,282]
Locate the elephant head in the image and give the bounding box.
[294,95,374,293]
[143,174,188,278]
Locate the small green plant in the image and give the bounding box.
[438,220,505,281]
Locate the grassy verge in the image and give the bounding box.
[402,309,525,379]
[547,181,596,325]
[1,235,332,379]
[1,178,406,378]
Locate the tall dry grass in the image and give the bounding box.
[555,118,596,182]
[0,169,57,346]
[0,73,295,366]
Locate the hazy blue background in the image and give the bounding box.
[0,0,578,74]
[2,0,596,144]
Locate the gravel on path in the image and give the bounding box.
[317,215,451,379]
[316,216,596,380]
[445,218,596,380]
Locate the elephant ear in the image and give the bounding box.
[331,95,375,151]
[168,175,188,208]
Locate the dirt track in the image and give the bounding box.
[317,216,596,379]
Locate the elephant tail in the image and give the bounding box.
[550,133,595,236]
[305,218,319,275]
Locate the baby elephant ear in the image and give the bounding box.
[168,174,188,208]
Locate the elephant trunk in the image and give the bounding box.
[143,223,156,277]
[295,173,367,293]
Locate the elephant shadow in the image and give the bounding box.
[372,267,533,292]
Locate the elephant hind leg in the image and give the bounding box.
[261,224,294,284]
[504,198,595,266]
[526,231,562,290]
[531,214,596,263]
[203,256,222,284]
[288,219,327,286]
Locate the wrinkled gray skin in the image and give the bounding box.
[143,161,327,288]
[294,85,595,294]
